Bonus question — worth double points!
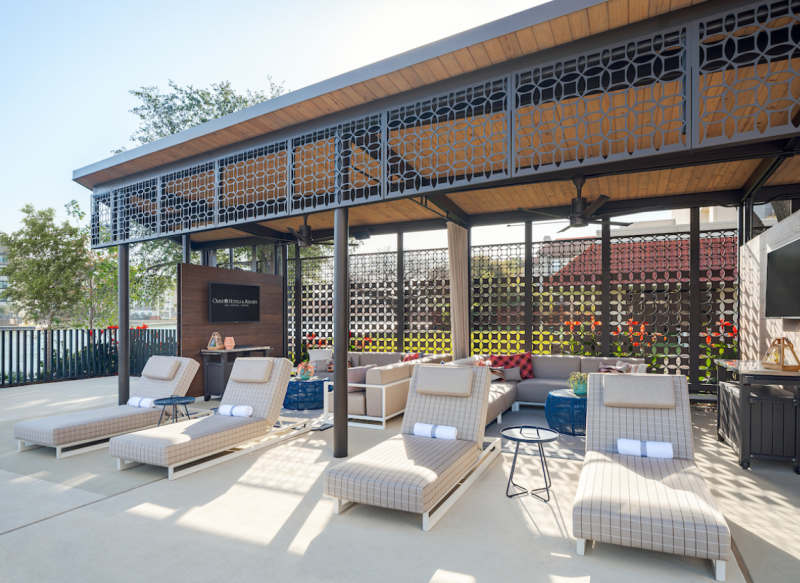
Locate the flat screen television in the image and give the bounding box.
[765,238,800,319]
[208,283,260,323]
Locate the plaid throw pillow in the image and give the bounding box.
[490,352,533,379]
[403,353,420,362]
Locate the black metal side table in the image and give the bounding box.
[501,425,559,502]
[153,396,196,426]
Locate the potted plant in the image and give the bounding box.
[568,372,588,396]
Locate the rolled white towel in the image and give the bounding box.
[413,422,457,440]
[617,438,673,459]
[127,397,156,409]
[218,404,254,418]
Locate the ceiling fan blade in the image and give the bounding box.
[518,207,565,219]
[580,195,610,218]
[587,218,634,227]
[557,225,572,233]
[286,227,306,241]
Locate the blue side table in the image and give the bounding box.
[544,389,587,436]
[284,377,325,410]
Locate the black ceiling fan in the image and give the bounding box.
[287,215,358,247]
[518,176,633,233]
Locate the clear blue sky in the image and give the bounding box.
[0,0,547,235]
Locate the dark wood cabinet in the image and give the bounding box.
[200,346,272,401]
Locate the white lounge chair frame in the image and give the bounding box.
[16,407,212,459]
[116,417,312,480]
[332,436,501,531]
[322,378,407,430]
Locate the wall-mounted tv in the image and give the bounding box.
[766,238,800,319]
[208,283,260,323]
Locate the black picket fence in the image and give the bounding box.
[0,328,177,387]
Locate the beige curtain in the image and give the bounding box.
[447,222,469,360]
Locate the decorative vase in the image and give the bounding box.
[207,332,223,350]
[224,336,235,350]
[573,381,588,396]
[297,362,314,380]
[568,372,589,396]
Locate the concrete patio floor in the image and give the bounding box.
[0,377,792,582]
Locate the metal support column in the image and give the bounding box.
[333,208,350,458]
[274,244,281,276]
[251,245,257,272]
[229,248,235,267]
[743,197,754,244]
[281,245,288,359]
[601,219,611,357]
[467,226,472,355]
[294,244,302,365]
[396,232,404,353]
[182,235,191,263]
[689,207,701,391]
[208,249,217,268]
[118,244,130,405]
[524,222,533,353]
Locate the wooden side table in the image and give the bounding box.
[200,345,272,401]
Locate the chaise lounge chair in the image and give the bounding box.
[324,364,500,531]
[109,357,311,480]
[14,356,200,459]
[573,373,730,581]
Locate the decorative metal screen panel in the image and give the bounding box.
[403,249,451,354]
[350,252,397,352]
[514,28,688,176]
[291,115,382,213]
[218,142,288,225]
[300,255,335,346]
[288,255,296,361]
[533,238,603,356]
[699,230,739,383]
[694,0,800,147]
[609,233,691,376]
[386,78,508,197]
[161,163,216,236]
[471,243,526,355]
[113,178,160,243]
[91,192,113,247]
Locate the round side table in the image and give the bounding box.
[500,425,559,502]
[284,377,325,410]
[153,396,196,426]
[544,389,587,436]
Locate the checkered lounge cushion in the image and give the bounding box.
[585,373,694,461]
[131,357,199,400]
[401,365,491,444]
[109,415,269,467]
[573,451,730,561]
[14,356,199,448]
[220,358,292,424]
[490,352,533,379]
[108,357,292,468]
[14,406,163,447]
[324,435,478,514]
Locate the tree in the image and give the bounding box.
[0,205,89,328]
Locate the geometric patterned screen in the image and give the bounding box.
[403,249,451,355]
[695,0,800,147]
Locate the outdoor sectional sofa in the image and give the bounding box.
[449,355,645,426]
[573,373,730,581]
[321,352,452,429]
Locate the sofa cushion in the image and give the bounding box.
[531,355,581,379]
[141,356,181,381]
[416,365,473,398]
[503,367,522,382]
[451,355,483,366]
[516,378,566,404]
[359,352,405,367]
[348,352,360,367]
[486,381,518,424]
[580,356,644,374]
[347,364,376,393]
[365,361,412,386]
[573,451,730,561]
[417,354,453,364]
[603,374,676,409]
[326,390,366,416]
[491,353,533,379]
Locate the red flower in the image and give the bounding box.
[732,326,738,335]
[706,336,712,345]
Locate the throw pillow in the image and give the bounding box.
[403,353,421,362]
[631,363,648,374]
[616,360,633,373]
[347,364,376,392]
[477,359,492,367]
[490,353,534,379]
[503,367,522,382]
[489,367,505,382]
